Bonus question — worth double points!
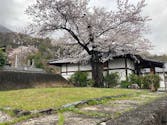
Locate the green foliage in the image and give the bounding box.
[58,112,64,125]
[86,79,95,87]
[128,74,143,88]
[26,37,56,73]
[87,99,108,105]
[28,52,44,68]
[0,88,141,110]
[142,74,161,91]
[0,49,6,68]
[69,71,90,87]
[120,80,131,88]
[121,74,161,91]
[104,72,120,88]
[147,54,167,62]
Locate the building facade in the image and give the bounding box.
[58,58,135,80]
[49,54,166,88]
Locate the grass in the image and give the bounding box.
[58,112,65,125]
[57,90,166,119]
[0,88,166,125]
[0,88,165,111]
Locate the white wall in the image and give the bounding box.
[108,58,135,81]
[109,69,126,81]
[108,59,135,70]
[60,58,135,81]
[61,63,92,79]
[67,64,79,71]
[127,59,135,70]
[108,59,125,69]
[61,64,67,73]
[157,73,165,88]
[79,64,92,71]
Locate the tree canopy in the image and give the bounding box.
[27,0,150,58]
[26,0,150,87]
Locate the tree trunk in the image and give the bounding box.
[90,51,104,87]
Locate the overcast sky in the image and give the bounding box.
[0,0,166,55]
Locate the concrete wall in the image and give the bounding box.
[0,71,69,90]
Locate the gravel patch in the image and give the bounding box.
[0,111,12,123]
[15,114,59,125]
[16,112,104,125]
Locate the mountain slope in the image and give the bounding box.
[0,25,12,33]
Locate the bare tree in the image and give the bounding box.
[26,0,150,87]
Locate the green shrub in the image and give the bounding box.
[104,73,120,88]
[69,71,89,87]
[87,79,95,87]
[128,74,143,88]
[0,49,7,68]
[28,52,44,69]
[120,74,161,91]
[120,80,131,88]
[142,74,161,91]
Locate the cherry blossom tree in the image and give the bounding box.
[26,0,150,87]
[8,46,38,66]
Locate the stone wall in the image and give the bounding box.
[0,71,69,90]
[106,97,167,125]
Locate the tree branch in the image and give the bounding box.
[61,27,91,55]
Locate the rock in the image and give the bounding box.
[17,111,31,117]
[128,84,140,89]
[38,108,55,115]
[13,109,22,115]
[13,109,31,117]
[0,111,12,123]
[115,85,121,88]
[105,97,167,125]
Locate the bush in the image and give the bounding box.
[121,74,161,91]
[128,74,143,88]
[87,79,95,87]
[28,52,44,69]
[104,72,119,88]
[142,74,161,91]
[69,71,90,87]
[120,80,131,88]
[0,49,7,68]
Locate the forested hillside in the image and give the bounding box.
[147,54,167,62]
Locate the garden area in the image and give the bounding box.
[0,88,166,125]
[0,88,147,110]
[69,71,161,91]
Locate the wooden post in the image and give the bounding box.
[163,68,166,92]
[107,61,109,76]
[66,64,68,74]
[150,67,155,74]
[124,55,128,81]
[78,63,80,71]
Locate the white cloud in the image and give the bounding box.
[0,0,32,31]
[143,0,167,54]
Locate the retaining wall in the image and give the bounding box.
[0,71,69,90]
